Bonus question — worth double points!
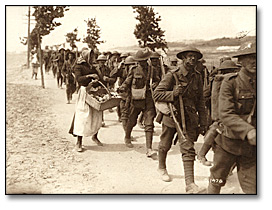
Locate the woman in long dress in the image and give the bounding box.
[69,49,103,152]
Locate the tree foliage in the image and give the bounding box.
[83,18,104,50]
[65,28,81,50]
[30,6,69,50]
[132,6,168,52]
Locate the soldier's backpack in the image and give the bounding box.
[211,73,237,121]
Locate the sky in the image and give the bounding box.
[6,6,256,52]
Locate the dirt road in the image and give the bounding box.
[6,53,242,194]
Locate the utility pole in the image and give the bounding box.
[27,6,31,69]
[37,6,45,88]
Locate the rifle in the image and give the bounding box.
[159,56,187,145]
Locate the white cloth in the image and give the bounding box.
[73,86,102,137]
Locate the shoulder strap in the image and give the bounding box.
[171,71,194,96]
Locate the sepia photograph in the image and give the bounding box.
[5,5,256,195]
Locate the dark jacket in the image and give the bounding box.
[216,68,256,156]
[153,64,206,129]
[74,61,98,87]
[120,64,160,109]
[95,64,116,87]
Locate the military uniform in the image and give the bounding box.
[110,59,135,129]
[207,41,256,194]
[154,47,207,193]
[62,58,76,103]
[154,64,206,162]
[208,68,256,194]
[120,61,160,150]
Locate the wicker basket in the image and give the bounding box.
[86,81,121,111]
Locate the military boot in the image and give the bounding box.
[207,183,221,194]
[145,131,154,157]
[157,168,171,182]
[186,183,206,194]
[124,138,133,148]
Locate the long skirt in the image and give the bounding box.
[69,86,102,137]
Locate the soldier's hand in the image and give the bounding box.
[247,129,256,146]
[103,76,109,82]
[87,74,99,80]
[173,85,183,97]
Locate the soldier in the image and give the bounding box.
[207,42,256,194]
[62,51,77,104]
[118,49,159,157]
[197,60,240,166]
[111,56,136,131]
[96,54,116,88]
[169,57,178,67]
[137,51,162,129]
[96,54,117,127]
[56,48,65,88]
[153,47,207,193]
[115,53,129,121]
[43,45,51,74]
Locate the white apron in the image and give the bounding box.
[73,86,102,137]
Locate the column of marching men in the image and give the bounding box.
[37,42,256,194]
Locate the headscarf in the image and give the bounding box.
[77,49,93,65]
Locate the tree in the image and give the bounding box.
[30,6,69,88]
[65,28,81,50]
[132,6,168,52]
[83,18,104,50]
[30,6,69,51]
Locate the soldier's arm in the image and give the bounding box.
[61,61,67,74]
[153,72,175,102]
[119,66,134,90]
[195,74,207,126]
[109,66,121,78]
[219,78,254,140]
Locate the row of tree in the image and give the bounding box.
[23,6,168,53]
[21,6,168,87]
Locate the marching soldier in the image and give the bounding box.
[111,55,136,130]
[207,42,256,194]
[62,51,77,104]
[153,47,207,193]
[116,52,129,122]
[137,51,162,129]
[169,57,178,68]
[96,54,117,127]
[118,49,159,157]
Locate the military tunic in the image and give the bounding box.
[209,67,256,194]
[110,64,134,121]
[120,64,159,140]
[153,64,206,162]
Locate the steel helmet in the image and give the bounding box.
[218,60,239,70]
[150,51,161,59]
[232,41,256,58]
[125,56,136,65]
[112,51,120,55]
[176,46,203,60]
[133,48,151,61]
[120,52,129,58]
[97,54,107,61]
[170,57,178,62]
